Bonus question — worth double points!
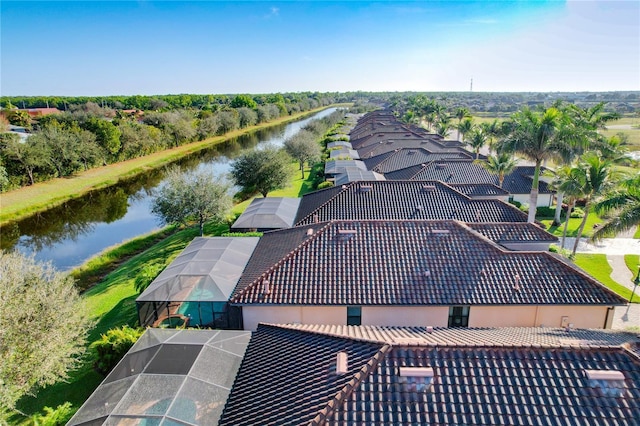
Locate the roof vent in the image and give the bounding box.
[262,279,270,295]
[338,229,357,235]
[399,367,435,392]
[306,228,314,236]
[513,274,521,291]
[408,150,417,155]
[313,214,319,223]
[416,205,424,211]
[432,229,450,235]
[359,184,373,193]
[426,326,434,333]
[336,351,348,374]
[422,185,437,192]
[585,370,626,397]
[423,269,431,277]
[435,163,447,169]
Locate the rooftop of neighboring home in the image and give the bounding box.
[333,169,385,186]
[229,220,622,306]
[385,160,554,195]
[449,183,509,197]
[324,159,368,175]
[293,180,529,226]
[219,324,640,425]
[329,147,360,160]
[231,197,301,231]
[362,147,473,173]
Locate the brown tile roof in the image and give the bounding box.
[219,324,640,425]
[468,222,558,243]
[363,148,472,173]
[449,183,510,197]
[293,181,529,226]
[230,220,625,306]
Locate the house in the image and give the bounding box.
[385,160,554,207]
[231,197,301,232]
[230,220,622,331]
[68,325,640,425]
[220,324,640,425]
[362,148,473,173]
[293,180,530,226]
[324,159,368,177]
[333,170,385,186]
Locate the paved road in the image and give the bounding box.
[612,303,640,331]
[563,237,640,255]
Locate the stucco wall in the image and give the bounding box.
[535,305,609,329]
[512,193,553,207]
[469,306,537,327]
[363,306,449,327]
[242,306,345,331]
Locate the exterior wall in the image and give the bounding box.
[242,306,345,331]
[512,193,553,207]
[363,306,449,327]
[242,304,612,331]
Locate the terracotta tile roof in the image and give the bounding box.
[468,222,558,243]
[219,325,640,425]
[399,160,554,195]
[293,181,529,226]
[230,220,625,306]
[449,183,510,197]
[365,148,473,174]
[358,139,468,161]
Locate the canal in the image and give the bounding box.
[1,108,338,270]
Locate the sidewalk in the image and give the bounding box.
[563,237,640,255]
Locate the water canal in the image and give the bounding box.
[1,108,338,270]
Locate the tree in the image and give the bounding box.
[554,165,587,249]
[231,145,292,197]
[454,107,471,140]
[497,106,579,223]
[151,167,232,236]
[0,251,91,415]
[570,152,615,256]
[3,133,50,185]
[592,173,640,241]
[237,107,258,128]
[284,129,321,178]
[457,117,474,143]
[466,128,486,159]
[479,152,518,188]
[230,94,257,109]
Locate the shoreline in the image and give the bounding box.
[0,105,344,226]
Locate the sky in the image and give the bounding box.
[1,1,639,96]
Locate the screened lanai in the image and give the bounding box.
[137,237,259,329]
[68,328,251,426]
[230,197,301,232]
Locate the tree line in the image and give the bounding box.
[0,94,336,191]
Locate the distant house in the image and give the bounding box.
[230,220,622,330]
[23,107,61,117]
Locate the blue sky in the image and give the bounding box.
[1,1,638,95]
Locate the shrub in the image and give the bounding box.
[509,199,522,208]
[134,263,165,293]
[535,206,555,218]
[221,232,264,237]
[31,402,76,426]
[569,207,585,218]
[91,325,144,375]
[317,181,334,189]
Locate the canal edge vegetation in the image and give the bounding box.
[0,105,349,225]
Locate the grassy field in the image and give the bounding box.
[573,254,639,302]
[538,212,604,238]
[0,106,335,225]
[624,255,639,281]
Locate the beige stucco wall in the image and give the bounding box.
[512,193,553,207]
[535,305,610,329]
[469,305,610,328]
[363,306,449,327]
[469,306,537,327]
[242,306,345,331]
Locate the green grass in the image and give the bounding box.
[635,227,640,239]
[13,221,230,424]
[624,254,639,279]
[573,254,638,302]
[538,211,604,238]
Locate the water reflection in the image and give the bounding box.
[1,108,337,270]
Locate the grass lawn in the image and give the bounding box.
[0,106,334,225]
[624,254,639,279]
[538,211,604,238]
[573,254,638,302]
[635,227,640,239]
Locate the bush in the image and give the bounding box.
[549,244,571,258]
[317,181,334,189]
[509,199,522,208]
[134,263,165,293]
[31,402,76,426]
[535,206,555,218]
[91,325,144,375]
[569,207,585,218]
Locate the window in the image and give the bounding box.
[448,306,470,327]
[347,306,361,326]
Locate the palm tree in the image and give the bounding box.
[478,152,518,188]
[497,106,581,223]
[570,152,616,256]
[480,119,503,150]
[553,165,586,249]
[436,120,453,138]
[454,107,471,140]
[457,117,474,143]
[467,128,487,159]
[592,173,640,240]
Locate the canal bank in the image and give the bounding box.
[0,105,342,226]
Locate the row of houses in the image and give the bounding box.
[70,109,638,425]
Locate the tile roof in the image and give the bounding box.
[449,183,510,197]
[365,148,473,174]
[293,180,530,225]
[219,324,640,426]
[231,220,625,306]
[468,223,558,243]
[397,160,554,195]
[357,139,466,160]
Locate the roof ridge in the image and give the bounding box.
[230,222,334,302]
[310,344,392,426]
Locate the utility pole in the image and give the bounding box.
[470,78,473,92]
